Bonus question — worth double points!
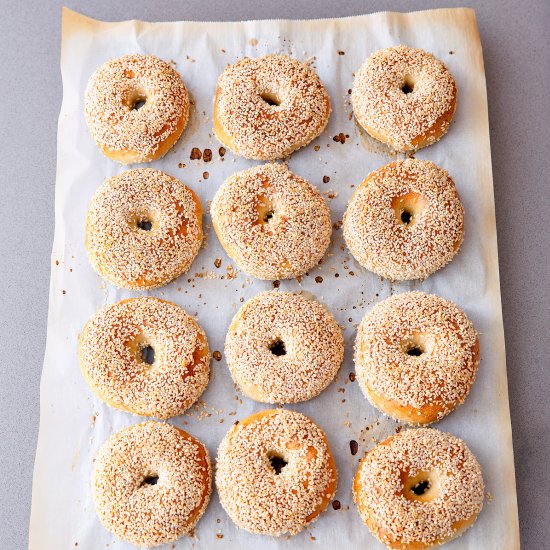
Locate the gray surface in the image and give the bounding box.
[0,1,548,548]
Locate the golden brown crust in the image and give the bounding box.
[352,45,457,152]
[211,163,332,280]
[343,159,464,281]
[86,168,202,290]
[353,429,484,549]
[354,292,479,425]
[92,422,211,547]
[79,297,210,419]
[225,290,344,403]
[85,54,189,163]
[216,409,337,536]
[213,55,330,160]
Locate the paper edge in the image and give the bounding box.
[463,10,520,548]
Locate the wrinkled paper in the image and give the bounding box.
[30,7,519,549]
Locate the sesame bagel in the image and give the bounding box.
[225,291,344,404]
[86,168,202,290]
[214,54,330,160]
[211,163,332,280]
[85,54,189,163]
[92,422,211,547]
[352,45,456,152]
[79,297,210,419]
[216,409,337,536]
[353,428,484,549]
[354,292,479,425]
[343,159,464,281]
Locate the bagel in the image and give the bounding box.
[79,297,210,419]
[354,292,479,425]
[353,428,484,549]
[216,409,337,536]
[85,54,189,163]
[214,54,330,159]
[225,290,344,403]
[343,159,464,281]
[352,45,456,152]
[86,168,202,290]
[211,163,332,280]
[92,422,211,547]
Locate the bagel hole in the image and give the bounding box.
[137,219,153,231]
[401,334,432,358]
[133,98,146,110]
[400,209,413,225]
[141,345,155,365]
[268,452,288,475]
[263,209,275,223]
[391,192,428,227]
[406,345,424,357]
[401,77,414,95]
[411,479,430,496]
[260,91,281,107]
[269,339,286,357]
[141,475,159,486]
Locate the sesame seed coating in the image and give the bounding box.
[92,422,212,547]
[353,428,484,549]
[214,55,331,160]
[216,409,337,536]
[211,163,332,280]
[354,292,479,425]
[86,168,202,290]
[85,54,189,163]
[352,46,457,152]
[343,159,464,281]
[225,291,344,404]
[79,297,210,419]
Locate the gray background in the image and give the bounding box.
[0,1,548,548]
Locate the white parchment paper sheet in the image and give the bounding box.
[30,7,519,549]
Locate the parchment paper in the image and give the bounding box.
[29,7,519,549]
